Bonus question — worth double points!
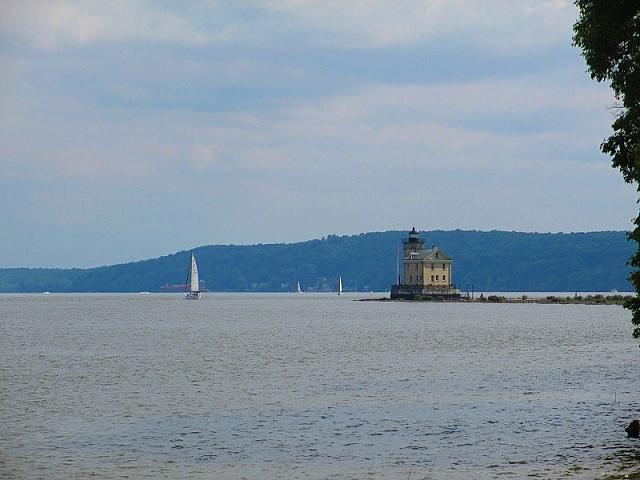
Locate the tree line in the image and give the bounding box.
[0,230,633,293]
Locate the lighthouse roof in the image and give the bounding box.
[405,246,451,261]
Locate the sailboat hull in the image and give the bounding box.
[184,292,200,299]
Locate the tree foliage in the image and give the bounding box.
[573,1,640,341]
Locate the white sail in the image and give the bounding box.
[190,254,199,292]
[297,281,301,293]
[338,276,343,295]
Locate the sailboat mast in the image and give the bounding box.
[185,253,192,293]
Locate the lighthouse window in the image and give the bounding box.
[431,263,434,269]
[443,275,446,282]
[436,275,439,281]
[431,275,434,282]
[442,264,446,269]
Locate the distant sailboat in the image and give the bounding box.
[297,281,302,293]
[338,276,343,295]
[184,253,201,299]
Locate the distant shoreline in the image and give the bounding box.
[0,230,633,294]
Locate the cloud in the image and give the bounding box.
[1,1,576,53]
[264,0,575,50]
[0,59,612,186]
[0,0,215,49]
[189,145,219,171]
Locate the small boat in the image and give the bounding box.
[338,276,343,295]
[296,281,302,293]
[184,253,201,299]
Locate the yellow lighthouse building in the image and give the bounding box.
[391,227,461,300]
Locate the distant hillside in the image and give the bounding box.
[0,230,634,293]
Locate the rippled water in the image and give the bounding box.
[1,293,638,479]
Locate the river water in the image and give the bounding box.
[1,293,638,479]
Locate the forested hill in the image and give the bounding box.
[0,230,634,293]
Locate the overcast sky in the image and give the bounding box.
[0,0,636,268]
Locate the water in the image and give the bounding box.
[1,293,638,479]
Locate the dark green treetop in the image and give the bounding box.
[573,0,640,341]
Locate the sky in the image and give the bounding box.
[0,0,637,268]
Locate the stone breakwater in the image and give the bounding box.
[361,294,633,305]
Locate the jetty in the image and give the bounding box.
[361,293,633,306]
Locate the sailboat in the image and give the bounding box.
[338,276,343,295]
[184,253,201,299]
[296,281,302,293]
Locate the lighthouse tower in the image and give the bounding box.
[402,226,424,257]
